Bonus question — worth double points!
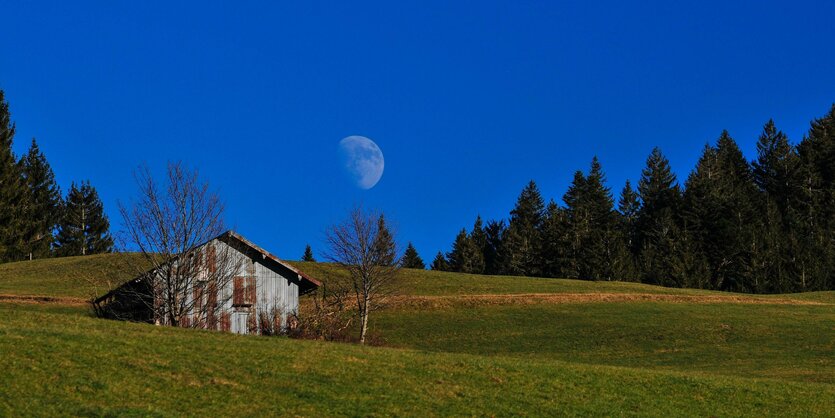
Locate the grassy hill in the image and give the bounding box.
[0,253,146,300]
[1,254,834,416]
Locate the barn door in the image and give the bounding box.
[231,312,249,334]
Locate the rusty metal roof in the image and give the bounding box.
[93,230,321,303]
[222,230,322,287]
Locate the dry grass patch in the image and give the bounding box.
[385,292,830,309]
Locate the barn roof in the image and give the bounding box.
[93,230,321,304]
[222,230,322,288]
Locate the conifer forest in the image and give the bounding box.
[435,106,835,294]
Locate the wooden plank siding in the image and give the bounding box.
[93,231,319,336]
[192,238,302,335]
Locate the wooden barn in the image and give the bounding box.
[93,231,321,335]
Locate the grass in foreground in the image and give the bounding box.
[2,255,834,415]
[1,302,834,417]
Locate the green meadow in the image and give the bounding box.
[0,255,833,416]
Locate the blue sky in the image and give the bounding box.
[2,1,834,261]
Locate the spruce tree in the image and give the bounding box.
[561,171,586,279]
[751,120,803,292]
[504,180,545,276]
[636,147,684,286]
[615,180,641,280]
[447,228,484,274]
[540,200,570,278]
[482,219,506,275]
[796,104,835,291]
[560,158,623,281]
[430,251,449,271]
[401,242,426,269]
[753,120,801,212]
[714,132,762,291]
[373,214,397,266]
[470,215,487,259]
[681,144,720,289]
[618,180,640,254]
[20,139,62,260]
[302,244,315,262]
[579,157,619,280]
[54,181,113,256]
[683,132,762,292]
[0,90,27,262]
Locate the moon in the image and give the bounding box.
[338,136,385,189]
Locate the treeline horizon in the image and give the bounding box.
[431,104,835,294]
[0,90,113,262]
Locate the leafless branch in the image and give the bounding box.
[324,206,400,343]
[100,161,242,329]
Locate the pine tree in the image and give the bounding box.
[712,132,761,291]
[19,139,62,260]
[753,120,801,213]
[470,215,487,259]
[0,90,27,262]
[612,180,641,281]
[683,132,762,292]
[447,228,485,274]
[580,157,619,280]
[618,180,641,254]
[504,180,545,276]
[615,180,641,280]
[373,214,396,266]
[401,242,426,269]
[559,158,623,281]
[430,251,449,271]
[482,219,506,275]
[540,200,570,278]
[751,120,803,292]
[561,171,586,279]
[54,181,114,256]
[796,104,835,291]
[302,244,315,262]
[681,144,720,289]
[636,147,684,286]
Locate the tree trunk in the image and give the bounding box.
[359,306,369,344]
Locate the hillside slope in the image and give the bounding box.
[1,255,833,416]
[1,302,833,416]
[2,254,832,302]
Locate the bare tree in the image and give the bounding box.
[324,206,400,344]
[112,162,242,328]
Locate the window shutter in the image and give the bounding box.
[246,276,257,305]
[207,245,216,274]
[233,277,244,306]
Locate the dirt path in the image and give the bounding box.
[3,291,827,309]
[0,294,88,306]
[386,292,830,309]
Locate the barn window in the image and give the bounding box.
[233,275,256,307]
